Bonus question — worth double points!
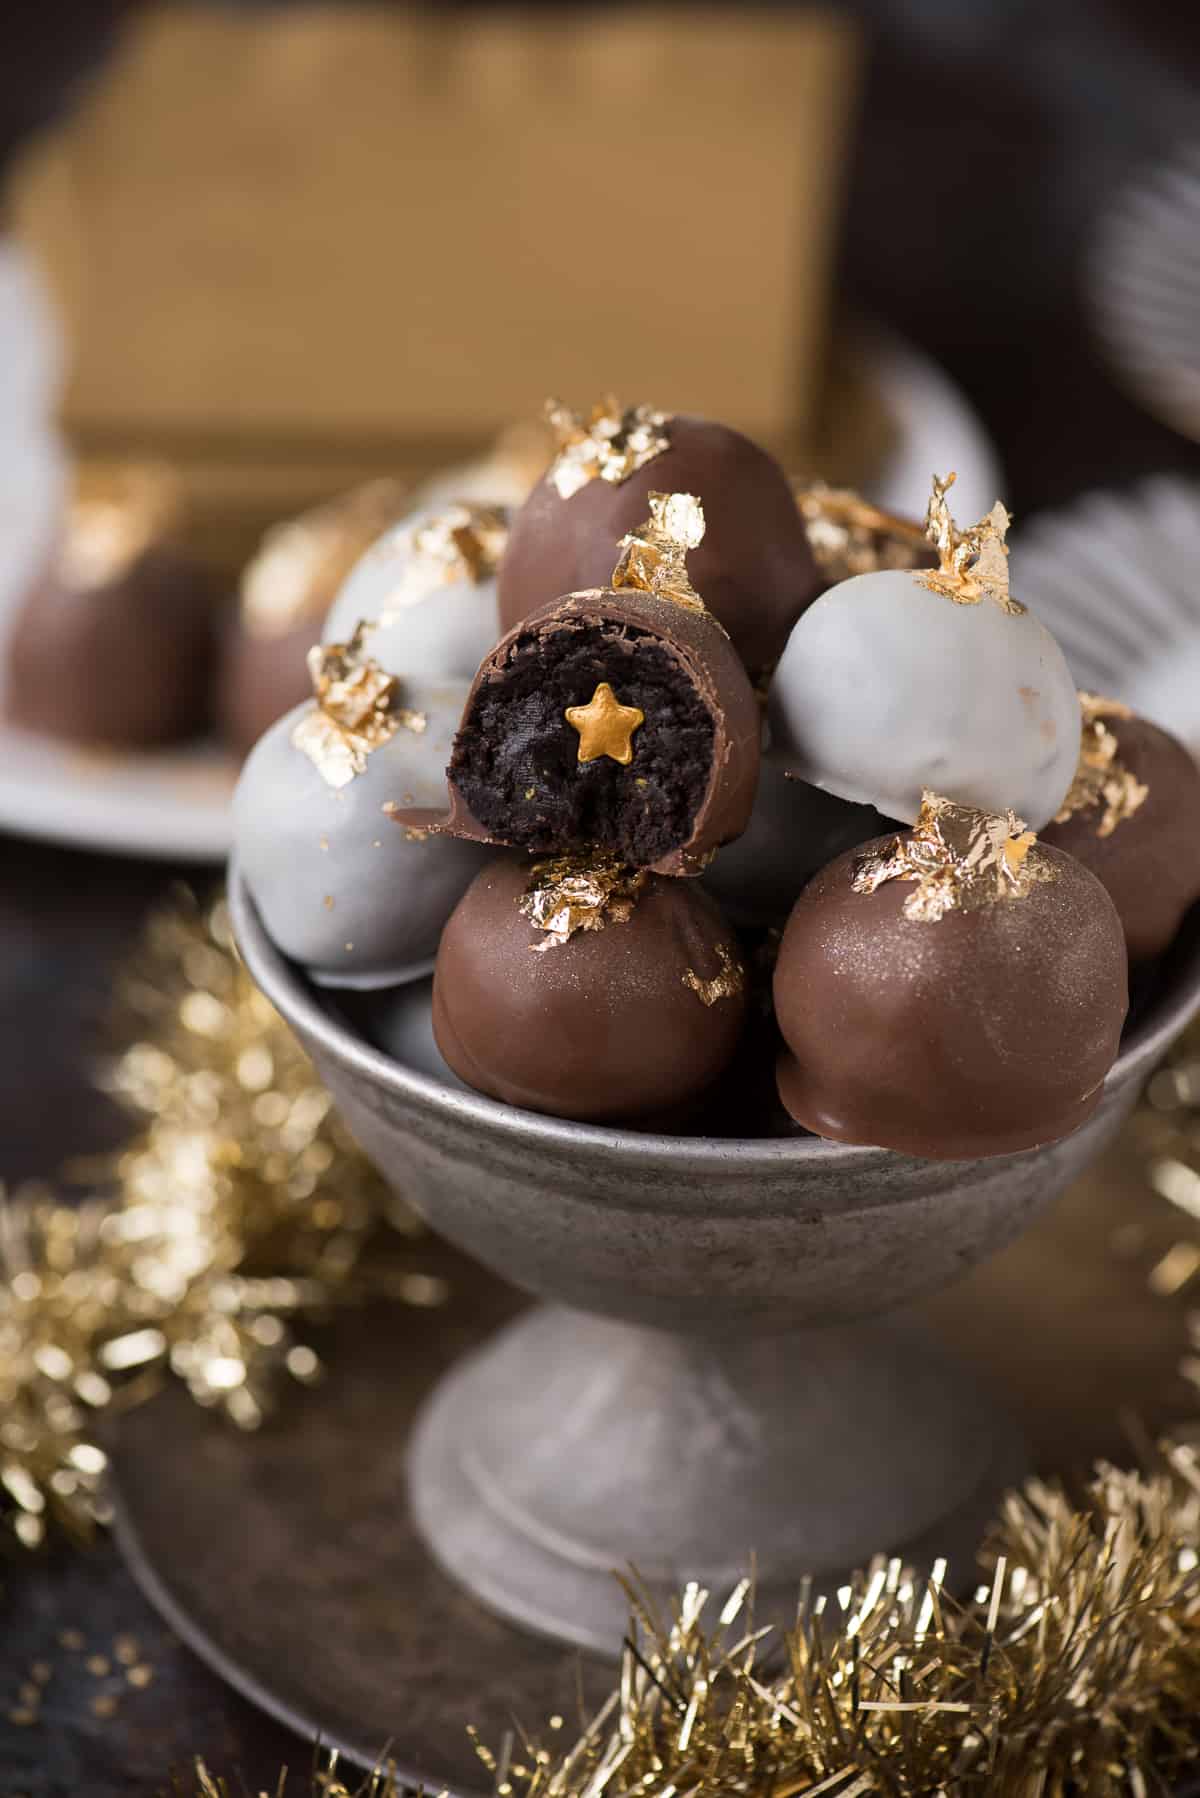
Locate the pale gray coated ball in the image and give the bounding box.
[767,568,1080,828]
[323,506,501,683]
[233,684,490,989]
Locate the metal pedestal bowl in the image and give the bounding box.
[230,868,1200,1657]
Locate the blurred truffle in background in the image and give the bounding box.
[6,462,222,747]
[217,479,411,758]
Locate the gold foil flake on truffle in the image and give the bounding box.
[682,943,744,1006]
[544,398,671,500]
[853,791,1056,921]
[565,682,645,766]
[241,479,409,638]
[59,465,181,592]
[916,472,1025,616]
[795,483,931,581]
[1056,692,1148,837]
[519,854,647,951]
[367,503,509,614]
[292,627,401,788]
[612,491,708,613]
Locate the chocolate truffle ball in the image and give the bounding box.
[795,485,936,589]
[433,853,747,1123]
[7,464,220,747]
[769,480,1080,830]
[218,478,411,758]
[773,795,1128,1160]
[343,977,470,1093]
[702,748,891,928]
[497,401,819,672]
[442,581,760,875]
[233,644,490,989]
[1040,699,1200,963]
[322,500,506,683]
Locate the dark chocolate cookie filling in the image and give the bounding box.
[448,620,715,867]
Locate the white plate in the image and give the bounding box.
[0,331,1001,863]
[1012,475,1200,755]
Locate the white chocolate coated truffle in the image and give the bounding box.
[233,684,491,989]
[767,568,1080,828]
[323,504,503,683]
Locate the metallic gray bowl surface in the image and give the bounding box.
[230,868,1200,1652]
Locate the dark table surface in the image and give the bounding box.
[4,7,1200,1793]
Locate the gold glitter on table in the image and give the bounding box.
[565,682,645,766]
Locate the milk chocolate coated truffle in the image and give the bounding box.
[1040,698,1200,963]
[7,464,219,747]
[433,853,747,1122]
[219,479,410,757]
[769,476,1080,829]
[774,795,1128,1160]
[442,495,761,874]
[498,402,819,672]
[233,636,489,989]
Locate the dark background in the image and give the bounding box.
[2,2,1200,1791]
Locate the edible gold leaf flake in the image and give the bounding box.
[611,491,708,612]
[520,853,648,950]
[291,626,401,788]
[852,791,1056,921]
[565,682,645,766]
[916,472,1025,616]
[59,465,181,592]
[544,397,670,500]
[240,478,409,638]
[363,502,509,616]
[682,943,744,1006]
[1056,692,1148,837]
[795,483,932,582]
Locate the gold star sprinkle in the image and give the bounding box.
[565,683,645,766]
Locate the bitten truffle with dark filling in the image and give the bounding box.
[497,401,820,673]
[438,494,760,874]
[773,794,1128,1160]
[1039,696,1200,964]
[432,853,747,1122]
[7,463,220,747]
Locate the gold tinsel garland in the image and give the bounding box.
[3,899,1200,1794]
[0,893,417,1549]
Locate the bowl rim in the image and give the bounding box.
[229,862,1200,1174]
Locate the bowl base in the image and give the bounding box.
[408,1303,1026,1656]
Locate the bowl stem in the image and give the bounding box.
[408,1301,1025,1655]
